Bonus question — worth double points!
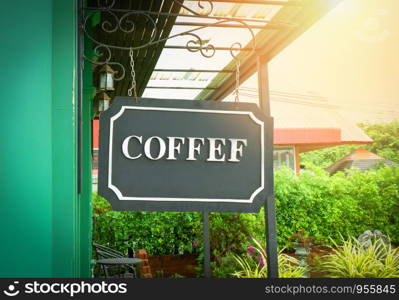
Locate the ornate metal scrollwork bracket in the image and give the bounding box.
[81,0,264,81]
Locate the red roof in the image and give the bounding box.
[326,148,397,174]
[343,148,385,160]
[274,128,341,145]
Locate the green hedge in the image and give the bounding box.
[92,166,399,256]
[274,166,399,246]
[92,195,201,255]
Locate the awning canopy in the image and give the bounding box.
[87,0,373,152]
[84,0,342,100]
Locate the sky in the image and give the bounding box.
[267,0,399,107]
[144,0,399,122]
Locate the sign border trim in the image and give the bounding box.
[108,105,265,203]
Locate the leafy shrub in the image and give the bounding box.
[208,212,264,260]
[211,252,241,278]
[232,238,307,278]
[358,230,389,248]
[317,236,399,278]
[92,194,201,256]
[92,165,399,265]
[274,166,399,246]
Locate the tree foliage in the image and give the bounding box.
[359,120,399,163]
[300,119,399,168]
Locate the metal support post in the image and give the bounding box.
[257,55,279,278]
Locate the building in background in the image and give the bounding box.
[225,88,373,174]
[271,90,373,174]
[326,148,397,175]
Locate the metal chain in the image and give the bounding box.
[127,47,138,101]
[234,58,240,104]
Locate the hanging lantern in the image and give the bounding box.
[95,91,111,114]
[97,64,115,91]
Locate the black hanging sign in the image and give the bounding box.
[98,97,273,212]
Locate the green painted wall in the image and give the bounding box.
[0,0,53,277]
[51,0,80,278]
[0,0,91,277]
[80,24,96,278]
